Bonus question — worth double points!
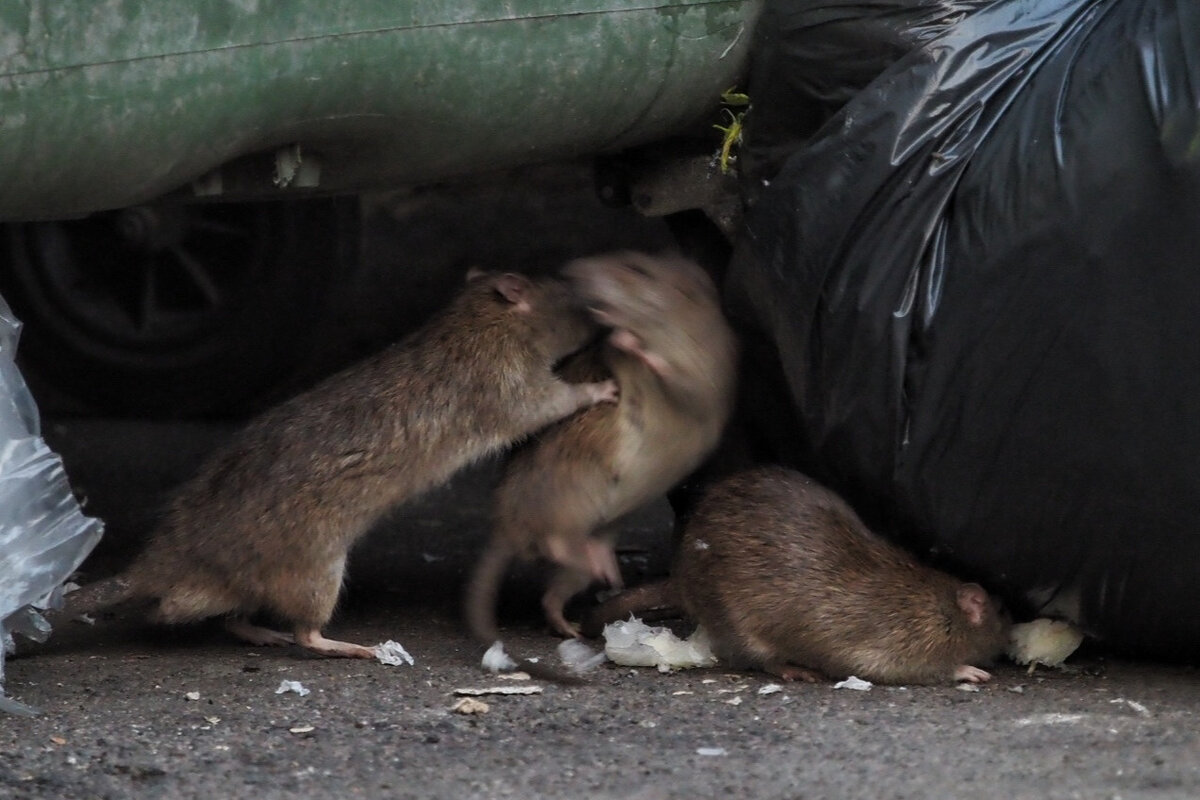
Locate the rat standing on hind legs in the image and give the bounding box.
[465,251,738,672]
[58,270,617,658]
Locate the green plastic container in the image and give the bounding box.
[0,1,762,220]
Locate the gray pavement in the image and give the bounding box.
[4,420,1200,800]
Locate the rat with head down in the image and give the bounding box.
[465,251,738,673]
[59,270,617,659]
[592,466,1010,684]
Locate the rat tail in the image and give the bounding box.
[580,579,679,638]
[52,574,136,621]
[465,537,512,647]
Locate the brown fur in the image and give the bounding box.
[63,271,616,658]
[466,252,737,665]
[673,467,1010,685]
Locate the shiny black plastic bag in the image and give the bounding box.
[728,0,1200,658]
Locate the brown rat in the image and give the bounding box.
[465,251,737,673]
[665,466,1010,684]
[60,270,617,659]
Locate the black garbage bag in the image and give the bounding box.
[727,0,1200,659]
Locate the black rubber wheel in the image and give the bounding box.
[0,197,358,418]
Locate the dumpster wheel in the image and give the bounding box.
[0,197,357,418]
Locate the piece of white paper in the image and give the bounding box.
[275,680,310,697]
[373,640,414,667]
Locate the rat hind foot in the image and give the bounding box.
[295,629,377,659]
[542,590,582,638]
[546,613,583,639]
[225,617,295,647]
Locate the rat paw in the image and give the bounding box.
[546,614,583,640]
[295,630,377,659]
[590,379,620,405]
[585,538,622,587]
[225,618,296,647]
[765,662,822,683]
[954,665,992,683]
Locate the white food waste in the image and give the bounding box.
[1007,618,1084,669]
[557,639,607,673]
[602,617,718,672]
[481,641,518,672]
[373,640,415,667]
[481,639,606,676]
[275,680,310,697]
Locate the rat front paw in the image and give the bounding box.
[953,665,992,683]
[590,379,620,405]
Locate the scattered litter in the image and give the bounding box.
[373,640,414,667]
[696,747,727,757]
[453,685,543,697]
[724,697,743,706]
[1007,685,1026,694]
[184,691,201,701]
[1110,698,1151,717]
[1014,713,1086,727]
[701,679,718,685]
[75,614,96,626]
[603,618,717,672]
[673,690,695,696]
[275,680,310,697]
[956,683,981,693]
[834,676,873,691]
[451,698,490,715]
[558,639,607,674]
[497,672,531,681]
[482,642,518,672]
[49,736,66,745]
[757,684,784,695]
[1008,619,1084,671]
[205,716,221,725]
[421,552,445,563]
[288,724,314,734]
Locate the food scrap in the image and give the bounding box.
[603,618,717,672]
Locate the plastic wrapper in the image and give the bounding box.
[729,0,1200,657]
[0,294,104,714]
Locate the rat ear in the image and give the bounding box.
[490,273,533,311]
[957,583,989,626]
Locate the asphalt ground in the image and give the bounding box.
[6,420,1200,800]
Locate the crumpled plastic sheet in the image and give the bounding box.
[0,295,104,715]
